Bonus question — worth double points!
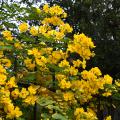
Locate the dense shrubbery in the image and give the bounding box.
[0,2,120,120]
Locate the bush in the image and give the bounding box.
[0,2,119,120]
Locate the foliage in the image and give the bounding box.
[0,2,120,120]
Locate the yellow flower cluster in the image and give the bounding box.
[21,85,39,105]
[43,4,66,17]
[55,66,113,104]
[2,30,13,41]
[59,59,70,67]
[17,5,71,40]
[28,48,41,57]
[1,4,116,120]
[0,64,7,85]
[67,33,95,60]
[42,16,64,26]
[0,75,39,119]
[0,60,39,119]
[48,50,65,64]
[41,17,72,39]
[40,5,72,40]
[4,105,22,119]
[74,107,98,120]
[71,67,113,103]
[23,12,115,119]
[0,72,22,119]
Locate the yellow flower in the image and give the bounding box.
[0,58,11,67]
[0,74,7,85]
[0,64,6,73]
[104,74,112,84]
[30,26,38,36]
[81,70,96,80]
[6,77,17,89]
[105,116,111,120]
[69,66,78,76]
[6,106,22,119]
[19,22,29,33]
[60,23,73,33]
[14,107,23,118]
[38,26,47,34]
[62,12,67,18]
[35,58,44,67]
[102,92,112,97]
[59,79,71,89]
[0,87,10,98]
[82,60,86,69]
[59,59,70,67]
[55,32,64,40]
[43,4,49,13]
[35,56,47,67]
[6,36,14,41]
[74,107,98,120]
[24,58,35,70]
[1,97,11,105]
[28,85,39,95]
[19,88,29,99]
[14,42,22,49]
[49,5,63,16]
[24,95,38,105]
[55,74,67,81]
[115,80,120,87]
[73,59,82,67]
[4,103,14,113]
[28,48,41,57]
[2,30,12,38]
[2,30,13,41]
[90,67,102,76]
[63,92,74,101]
[40,56,47,63]
[74,108,84,116]
[11,89,19,99]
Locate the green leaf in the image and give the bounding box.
[47,64,64,72]
[20,34,35,42]
[47,105,62,112]
[3,22,16,28]
[112,93,120,100]
[52,113,67,120]
[37,97,55,107]
[0,45,14,50]
[16,118,25,120]
[22,72,36,82]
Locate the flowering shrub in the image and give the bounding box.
[0,3,118,120]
